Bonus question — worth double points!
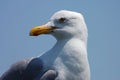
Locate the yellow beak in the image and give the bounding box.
[29,25,56,36]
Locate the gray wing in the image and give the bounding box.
[0,58,32,80]
[0,58,57,80]
[0,58,43,80]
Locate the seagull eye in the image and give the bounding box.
[58,18,67,23]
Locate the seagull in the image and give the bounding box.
[0,10,90,80]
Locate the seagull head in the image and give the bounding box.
[30,10,88,41]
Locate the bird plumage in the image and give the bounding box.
[1,10,90,80]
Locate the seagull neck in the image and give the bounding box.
[39,38,73,65]
[39,38,87,68]
[47,39,70,57]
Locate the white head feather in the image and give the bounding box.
[46,10,88,44]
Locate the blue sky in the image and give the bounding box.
[0,0,120,80]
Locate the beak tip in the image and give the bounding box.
[29,31,33,36]
[29,32,39,36]
[29,33,33,36]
